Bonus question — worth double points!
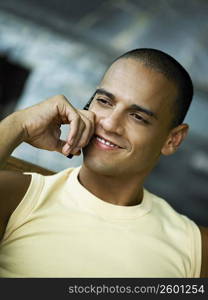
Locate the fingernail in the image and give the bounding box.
[67,154,73,159]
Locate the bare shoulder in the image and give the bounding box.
[0,170,31,240]
[198,225,208,277]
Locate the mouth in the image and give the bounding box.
[93,135,123,150]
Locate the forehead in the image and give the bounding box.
[100,58,177,114]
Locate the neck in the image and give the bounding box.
[78,165,144,206]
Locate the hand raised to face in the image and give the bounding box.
[17,95,96,156]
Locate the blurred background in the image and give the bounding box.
[0,0,207,226]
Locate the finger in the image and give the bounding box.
[69,119,86,153]
[62,118,83,156]
[69,113,94,155]
[73,113,94,151]
[65,109,94,155]
[64,115,86,155]
[66,113,81,147]
[62,142,72,155]
[80,110,96,143]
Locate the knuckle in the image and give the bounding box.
[73,114,80,122]
[59,94,69,102]
[52,94,67,103]
[51,95,70,110]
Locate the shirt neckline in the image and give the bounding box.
[67,166,152,220]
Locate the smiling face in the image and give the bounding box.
[83,58,183,179]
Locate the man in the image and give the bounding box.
[0,48,207,277]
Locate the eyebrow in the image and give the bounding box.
[95,88,158,120]
[129,104,157,119]
[96,88,115,100]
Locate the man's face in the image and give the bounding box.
[83,58,178,179]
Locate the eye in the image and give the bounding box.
[131,113,149,124]
[96,98,112,106]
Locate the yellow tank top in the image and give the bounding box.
[0,167,201,277]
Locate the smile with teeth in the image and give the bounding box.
[96,136,120,148]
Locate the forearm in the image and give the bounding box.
[0,111,25,168]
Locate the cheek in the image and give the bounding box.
[130,130,152,147]
[130,130,165,155]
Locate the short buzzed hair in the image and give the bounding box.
[113,48,193,128]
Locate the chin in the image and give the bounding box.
[83,154,121,177]
[82,144,133,177]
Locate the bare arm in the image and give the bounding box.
[0,111,25,169]
[0,95,95,240]
[0,112,32,239]
[0,171,31,240]
[199,226,208,277]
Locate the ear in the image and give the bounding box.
[161,124,189,156]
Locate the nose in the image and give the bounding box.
[99,110,124,136]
